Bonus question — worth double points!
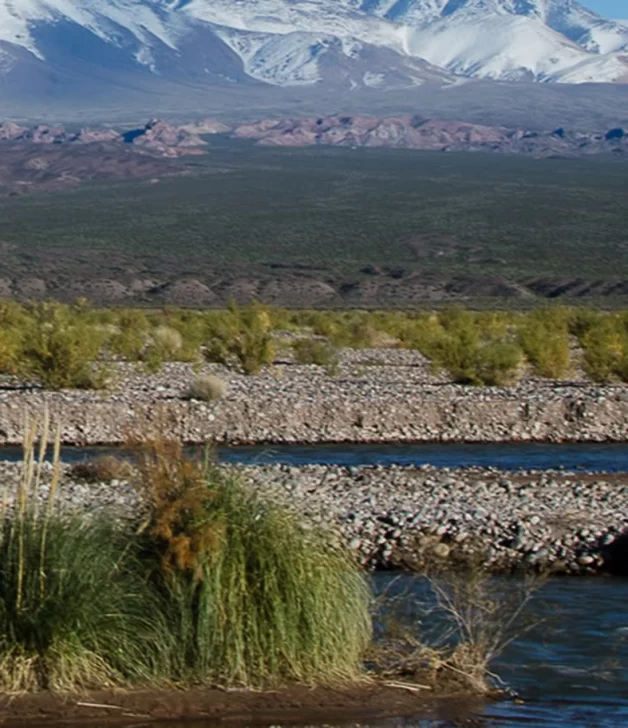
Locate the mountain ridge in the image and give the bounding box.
[0,1,627,118]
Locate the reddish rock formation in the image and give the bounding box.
[123,119,207,156]
[231,114,627,157]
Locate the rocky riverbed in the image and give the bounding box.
[0,350,626,445]
[240,464,628,576]
[2,459,626,576]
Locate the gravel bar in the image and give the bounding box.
[0,351,626,445]
[2,460,626,576]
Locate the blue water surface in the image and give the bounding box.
[2,442,628,472]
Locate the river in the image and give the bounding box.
[2,441,628,471]
[372,574,628,727]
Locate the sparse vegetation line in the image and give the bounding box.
[0,301,626,446]
[1,300,627,388]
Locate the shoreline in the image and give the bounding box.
[0,683,488,727]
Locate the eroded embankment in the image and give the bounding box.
[0,354,626,445]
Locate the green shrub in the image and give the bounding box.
[517,314,570,379]
[204,302,275,375]
[471,341,523,386]
[568,308,602,340]
[292,338,340,372]
[580,327,621,382]
[430,334,521,386]
[19,302,107,389]
[615,349,628,383]
[106,309,150,362]
[405,311,521,386]
[135,440,372,686]
[148,309,205,362]
[0,329,20,376]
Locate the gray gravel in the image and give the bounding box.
[1,459,626,576]
[0,351,626,445]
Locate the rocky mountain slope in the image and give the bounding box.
[0,0,627,118]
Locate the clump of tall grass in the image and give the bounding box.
[134,439,372,686]
[0,417,165,692]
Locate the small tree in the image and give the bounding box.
[204,302,275,375]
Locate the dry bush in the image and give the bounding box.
[151,326,183,359]
[186,374,227,401]
[70,455,134,483]
[372,570,539,695]
[426,571,539,693]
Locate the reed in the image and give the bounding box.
[0,414,168,691]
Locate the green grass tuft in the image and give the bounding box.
[0,421,168,692]
[135,441,372,686]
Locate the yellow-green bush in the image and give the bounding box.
[579,317,627,383]
[404,309,522,386]
[517,310,571,379]
[204,302,275,375]
[19,302,108,389]
[292,338,340,372]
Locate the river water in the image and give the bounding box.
[8,441,628,726]
[372,574,628,727]
[2,441,628,472]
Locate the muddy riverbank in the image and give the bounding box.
[0,683,482,727]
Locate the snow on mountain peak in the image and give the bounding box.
[0,0,626,93]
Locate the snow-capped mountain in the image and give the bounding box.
[0,0,627,115]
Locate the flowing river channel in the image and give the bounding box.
[7,441,628,727]
[2,441,628,471]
